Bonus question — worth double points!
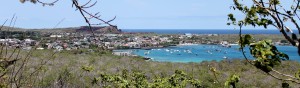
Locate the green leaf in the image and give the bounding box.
[233,0,244,10]
[271,0,280,5]
[81,65,94,72]
[296,70,300,79]
[225,74,240,88]
[228,13,237,25]
[239,34,253,48]
[249,40,290,73]
[227,23,231,25]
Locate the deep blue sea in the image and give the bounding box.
[122,29,299,34]
[130,45,300,63]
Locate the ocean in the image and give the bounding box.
[122,29,299,34]
[130,45,300,63]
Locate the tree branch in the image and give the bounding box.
[267,72,300,84]
[71,0,116,37]
[271,68,300,80]
[238,23,254,65]
[253,0,297,46]
[36,0,58,6]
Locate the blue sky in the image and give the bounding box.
[1,0,238,29]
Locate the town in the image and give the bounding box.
[0,26,290,52]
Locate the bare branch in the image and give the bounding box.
[267,72,300,84]
[81,0,92,7]
[72,0,94,35]
[0,19,8,31]
[53,18,65,29]
[71,0,116,38]
[82,0,97,9]
[271,68,300,80]
[36,0,58,6]
[28,51,57,79]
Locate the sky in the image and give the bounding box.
[1,0,243,29]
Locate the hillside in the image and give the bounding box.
[0,26,122,34]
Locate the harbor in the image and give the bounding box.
[115,44,300,63]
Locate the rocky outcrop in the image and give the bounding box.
[76,26,122,33]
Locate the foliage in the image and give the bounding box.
[296,70,300,79]
[0,49,299,87]
[230,0,300,85]
[225,74,240,88]
[239,34,253,48]
[250,40,289,73]
[91,70,203,88]
[81,65,94,72]
[240,34,289,72]
[3,0,299,87]
[209,67,220,83]
[228,0,300,55]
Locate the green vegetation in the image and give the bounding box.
[228,0,300,86]
[0,49,300,87]
[228,0,300,54]
[0,0,297,87]
[188,34,287,44]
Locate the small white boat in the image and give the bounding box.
[144,51,150,55]
[165,49,170,52]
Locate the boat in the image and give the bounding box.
[220,41,231,48]
[187,50,192,53]
[207,50,213,54]
[165,49,170,52]
[144,51,150,55]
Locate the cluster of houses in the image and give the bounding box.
[0,32,175,51]
[0,31,291,54]
[0,38,38,50]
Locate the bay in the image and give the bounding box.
[130,45,300,63]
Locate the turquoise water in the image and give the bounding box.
[131,45,300,63]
